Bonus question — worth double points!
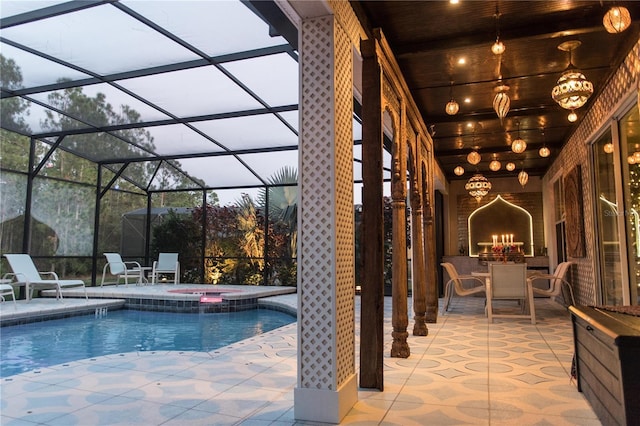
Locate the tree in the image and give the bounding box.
[0,55,30,133]
[258,166,297,259]
[150,210,201,282]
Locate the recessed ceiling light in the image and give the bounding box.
[464,98,471,103]
[458,57,466,65]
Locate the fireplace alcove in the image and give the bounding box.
[468,195,534,257]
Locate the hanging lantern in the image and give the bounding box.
[512,138,527,154]
[506,162,516,171]
[465,173,492,201]
[489,159,501,171]
[511,122,527,154]
[454,165,465,176]
[467,150,481,165]
[493,84,510,123]
[603,6,631,34]
[491,40,505,56]
[539,146,551,157]
[551,41,593,110]
[446,99,459,115]
[491,4,505,55]
[518,170,529,187]
[445,81,459,115]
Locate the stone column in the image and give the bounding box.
[294,13,358,424]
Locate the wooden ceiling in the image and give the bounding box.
[350,1,640,180]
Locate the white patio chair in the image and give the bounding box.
[3,254,87,301]
[151,253,180,284]
[487,263,535,324]
[0,276,18,308]
[101,253,144,286]
[440,262,486,313]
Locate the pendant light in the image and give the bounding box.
[445,81,459,115]
[603,6,631,34]
[465,173,492,202]
[539,146,550,158]
[539,128,550,158]
[467,150,481,165]
[518,169,529,187]
[493,78,510,124]
[506,162,516,172]
[491,3,505,55]
[466,131,481,165]
[511,122,527,154]
[454,165,465,176]
[552,41,593,110]
[489,154,501,171]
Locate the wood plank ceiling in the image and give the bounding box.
[350,1,640,180]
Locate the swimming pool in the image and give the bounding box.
[0,308,295,378]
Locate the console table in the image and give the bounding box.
[570,305,640,426]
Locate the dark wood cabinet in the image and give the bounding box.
[570,306,640,426]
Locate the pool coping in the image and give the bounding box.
[0,284,297,326]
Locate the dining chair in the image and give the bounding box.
[440,262,486,313]
[487,263,535,324]
[527,261,575,306]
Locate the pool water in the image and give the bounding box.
[0,308,295,378]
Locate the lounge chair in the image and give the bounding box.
[3,254,87,301]
[151,253,180,284]
[101,253,145,286]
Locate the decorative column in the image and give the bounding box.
[410,169,428,336]
[391,148,410,358]
[360,38,385,389]
[424,195,439,323]
[294,14,358,424]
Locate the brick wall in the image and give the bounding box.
[456,192,544,255]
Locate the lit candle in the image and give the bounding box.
[510,234,514,245]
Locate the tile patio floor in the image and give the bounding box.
[0,289,600,425]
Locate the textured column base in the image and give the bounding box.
[391,330,410,358]
[413,314,429,336]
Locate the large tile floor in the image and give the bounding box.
[1,292,600,425]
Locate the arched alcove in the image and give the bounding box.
[468,195,534,257]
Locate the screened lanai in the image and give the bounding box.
[0,1,392,286]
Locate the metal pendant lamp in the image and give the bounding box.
[465,173,492,201]
[552,41,593,111]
